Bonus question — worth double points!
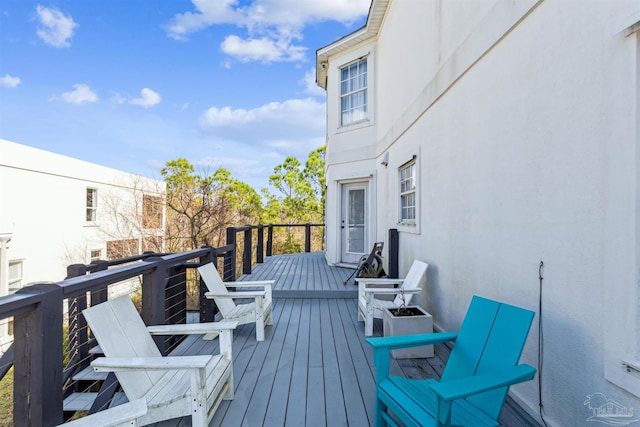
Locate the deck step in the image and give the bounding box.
[63,392,127,412]
[72,366,109,381]
[63,392,98,411]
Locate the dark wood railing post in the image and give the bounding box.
[257,225,264,263]
[14,283,64,427]
[199,248,216,322]
[388,228,399,279]
[225,227,237,281]
[267,225,273,256]
[243,227,252,274]
[305,224,311,252]
[142,257,169,354]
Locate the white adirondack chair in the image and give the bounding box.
[356,260,428,336]
[81,296,237,427]
[199,262,274,341]
[56,399,147,427]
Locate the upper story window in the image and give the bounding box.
[86,188,97,222]
[340,58,368,126]
[399,160,416,224]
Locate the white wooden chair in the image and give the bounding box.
[199,262,274,341]
[81,296,237,427]
[356,260,428,336]
[56,399,147,427]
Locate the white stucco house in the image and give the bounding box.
[0,138,165,297]
[317,0,640,425]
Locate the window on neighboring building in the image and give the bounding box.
[340,58,368,126]
[107,239,139,260]
[86,188,97,222]
[8,260,23,293]
[142,236,163,253]
[90,250,102,262]
[142,194,163,229]
[399,160,416,224]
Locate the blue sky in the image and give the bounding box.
[0,0,369,190]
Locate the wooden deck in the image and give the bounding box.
[154,252,539,427]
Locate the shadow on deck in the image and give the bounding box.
[156,252,539,427]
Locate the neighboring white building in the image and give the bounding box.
[317,1,640,426]
[0,138,166,295]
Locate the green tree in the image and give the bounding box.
[304,145,326,219]
[266,156,318,223]
[263,148,325,252]
[161,158,262,251]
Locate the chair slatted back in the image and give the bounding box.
[392,260,428,306]
[441,296,534,419]
[82,296,164,400]
[198,263,236,317]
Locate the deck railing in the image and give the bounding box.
[0,222,324,426]
[227,223,325,278]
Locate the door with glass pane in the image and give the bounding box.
[341,183,367,264]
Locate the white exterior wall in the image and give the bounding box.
[0,138,165,287]
[324,39,379,265]
[320,0,640,425]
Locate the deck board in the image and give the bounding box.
[148,252,539,427]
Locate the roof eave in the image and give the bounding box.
[315,0,390,89]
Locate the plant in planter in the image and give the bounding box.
[383,289,433,359]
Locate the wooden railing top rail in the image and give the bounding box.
[0,291,41,319]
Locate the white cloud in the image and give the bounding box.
[35,6,78,48]
[221,35,305,63]
[199,97,326,157]
[129,88,161,108]
[166,0,369,63]
[165,0,242,41]
[301,68,325,96]
[60,84,99,104]
[0,74,21,88]
[201,97,323,128]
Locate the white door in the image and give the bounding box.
[341,183,367,264]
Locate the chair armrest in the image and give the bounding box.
[55,398,147,427]
[146,320,238,335]
[430,364,537,401]
[367,332,459,385]
[361,288,421,295]
[355,278,404,286]
[224,280,274,287]
[91,355,213,371]
[367,331,458,351]
[205,290,266,299]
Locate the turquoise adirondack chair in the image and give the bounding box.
[366,295,537,427]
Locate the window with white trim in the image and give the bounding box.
[90,250,102,262]
[399,160,416,224]
[340,58,368,126]
[86,188,97,222]
[8,260,23,293]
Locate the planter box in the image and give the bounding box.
[383,306,433,359]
